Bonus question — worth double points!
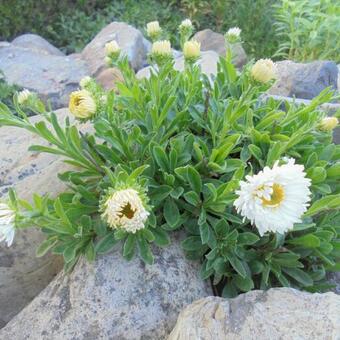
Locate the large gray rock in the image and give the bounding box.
[193,29,247,68]
[0,233,212,339]
[169,288,340,340]
[0,109,76,327]
[12,33,64,56]
[136,50,220,79]
[269,60,338,100]
[81,22,150,76]
[0,45,88,109]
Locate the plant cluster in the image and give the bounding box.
[0,21,339,297]
[274,0,340,62]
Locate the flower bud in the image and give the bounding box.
[225,27,241,44]
[183,40,200,62]
[105,40,120,55]
[319,117,338,131]
[17,89,33,105]
[179,19,193,31]
[0,202,16,247]
[151,40,172,56]
[79,76,92,89]
[251,59,276,83]
[146,21,162,41]
[69,90,97,119]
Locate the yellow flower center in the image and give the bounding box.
[119,202,136,219]
[261,183,285,207]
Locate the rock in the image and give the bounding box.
[169,288,340,340]
[82,22,150,76]
[12,33,64,56]
[136,51,220,79]
[0,233,212,339]
[269,60,338,100]
[328,272,340,294]
[0,109,78,327]
[193,29,247,68]
[0,45,88,109]
[96,67,125,91]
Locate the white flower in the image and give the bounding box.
[102,189,149,233]
[69,89,97,119]
[151,40,172,56]
[105,40,120,55]
[251,59,277,83]
[79,76,92,88]
[17,89,32,105]
[234,158,311,236]
[225,27,241,43]
[179,19,193,30]
[147,21,162,39]
[0,203,16,247]
[183,40,200,60]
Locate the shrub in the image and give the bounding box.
[274,0,340,62]
[0,23,339,296]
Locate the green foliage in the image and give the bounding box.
[0,72,20,111]
[0,39,339,294]
[274,0,340,62]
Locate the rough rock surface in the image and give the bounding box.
[96,67,125,91]
[193,29,247,68]
[269,60,338,100]
[11,33,65,56]
[0,109,76,327]
[169,288,340,340]
[136,50,220,79]
[0,233,212,339]
[0,45,88,109]
[82,22,150,76]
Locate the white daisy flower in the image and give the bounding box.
[151,40,172,56]
[251,59,277,83]
[0,203,16,247]
[102,189,149,233]
[234,158,312,236]
[146,21,162,39]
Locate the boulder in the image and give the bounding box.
[0,109,75,327]
[169,288,340,340]
[81,22,150,76]
[136,51,220,79]
[12,33,65,56]
[96,67,125,91]
[193,29,247,68]
[0,233,212,339]
[0,45,88,109]
[269,60,338,100]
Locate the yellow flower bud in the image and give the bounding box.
[251,59,276,83]
[319,117,338,132]
[146,21,162,39]
[69,90,97,119]
[183,40,200,60]
[151,40,172,56]
[105,40,120,55]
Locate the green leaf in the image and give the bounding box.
[138,236,154,265]
[305,194,340,216]
[199,223,210,244]
[152,228,171,247]
[85,240,96,262]
[152,146,169,171]
[233,275,254,292]
[226,253,247,278]
[36,237,58,257]
[238,232,259,245]
[164,198,180,228]
[95,233,118,254]
[283,267,313,286]
[181,236,202,251]
[142,228,155,242]
[183,191,200,206]
[63,244,76,263]
[123,234,136,257]
[248,144,262,161]
[288,234,320,248]
[187,166,202,194]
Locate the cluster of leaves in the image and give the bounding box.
[274,0,340,62]
[1,52,339,296]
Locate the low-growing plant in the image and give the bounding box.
[274,0,340,62]
[0,22,339,297]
